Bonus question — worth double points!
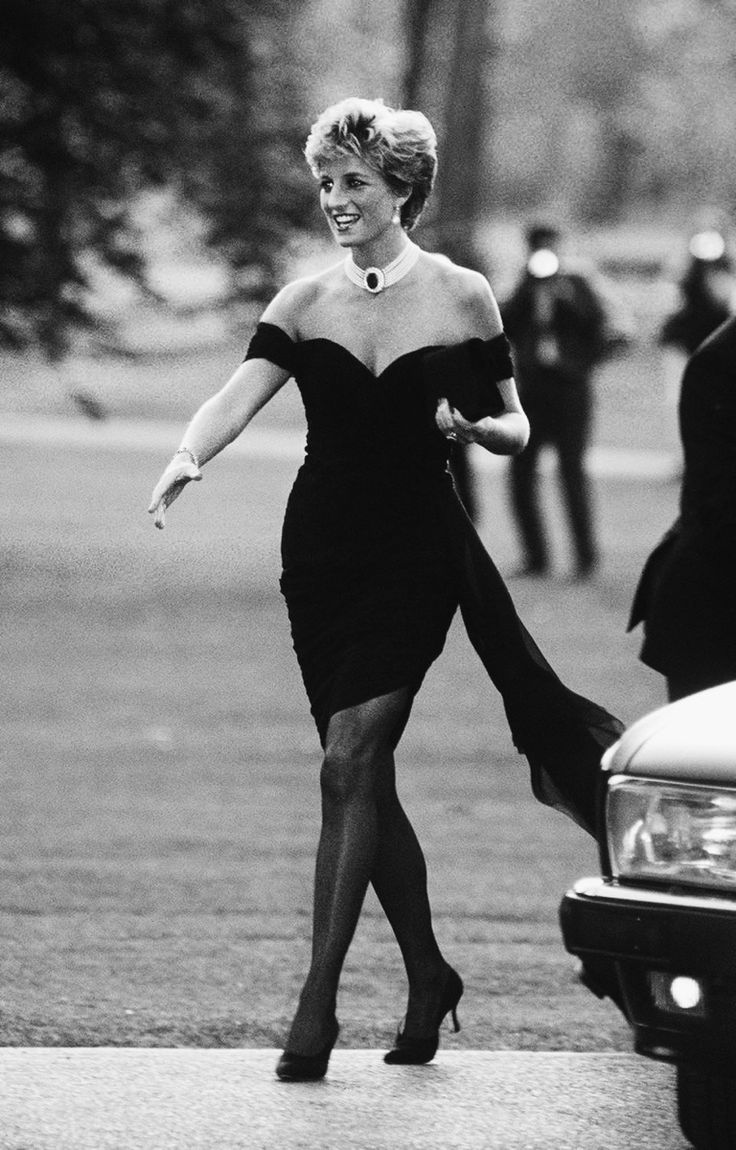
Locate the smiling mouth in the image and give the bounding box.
[332,214,360,231]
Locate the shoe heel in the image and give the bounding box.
[444,968,463,1033]
[384,967,463,1065]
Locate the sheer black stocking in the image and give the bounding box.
[285,687,448,1053]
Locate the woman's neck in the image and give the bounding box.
[349,230,410,271]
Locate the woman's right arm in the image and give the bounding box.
[148,277,316,529]
[147,355,290,529]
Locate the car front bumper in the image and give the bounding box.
[560,877,736,1067]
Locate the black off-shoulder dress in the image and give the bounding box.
[246,321,623,836]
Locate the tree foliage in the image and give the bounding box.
[0,0,309,358]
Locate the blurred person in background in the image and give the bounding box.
[148,98,623,1083]
[660,222,736,359]
[502,223,624,580]
[658,219,736,438]
[629,315,736,702]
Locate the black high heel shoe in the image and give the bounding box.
[275,1018,339,1082]
[384,967,464,1065]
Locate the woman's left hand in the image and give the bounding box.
[435,395,530,456]
[435,397,477,444]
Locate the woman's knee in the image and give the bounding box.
[320,740,391,803]
[319,691,411,801]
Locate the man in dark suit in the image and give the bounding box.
[502,223,614,579]
[630,315,736,700]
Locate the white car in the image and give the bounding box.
[560,682,736,1150]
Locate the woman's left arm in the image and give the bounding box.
[436,386,529,455]
[434,271,530,455]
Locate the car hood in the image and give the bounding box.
[602,681,736,783]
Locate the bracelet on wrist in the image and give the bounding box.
[174,447,200,469]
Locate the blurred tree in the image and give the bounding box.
[401,0,496,524]
[492,0,736,225]
[630,0,736,216]
[559,0,646,222]
[401,0,496,270]
[402,0,434,108]
[197,4,313,305]
[0,0,309,360]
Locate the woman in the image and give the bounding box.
[149,98,622,1081]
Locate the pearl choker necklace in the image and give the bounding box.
[344,242,421,294]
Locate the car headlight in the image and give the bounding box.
[606,775,736,891]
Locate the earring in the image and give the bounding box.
[392,204,402,225]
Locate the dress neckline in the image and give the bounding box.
[258,321,446,380]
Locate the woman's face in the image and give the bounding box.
[318,153,400,250]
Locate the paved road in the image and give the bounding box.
[0,1049,690,1149]
[0,412,677,479]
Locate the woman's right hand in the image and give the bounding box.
[147,455,202,530]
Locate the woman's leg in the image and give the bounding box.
[286,686,433,1053]
[370,786,452,1035]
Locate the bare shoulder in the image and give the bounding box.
[422,251,503,337]
[260,261,343,338]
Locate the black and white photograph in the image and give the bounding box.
[3,2,736,1147]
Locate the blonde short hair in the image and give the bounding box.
[304,97,437,232]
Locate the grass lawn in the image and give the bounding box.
[0,335,676,1051]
